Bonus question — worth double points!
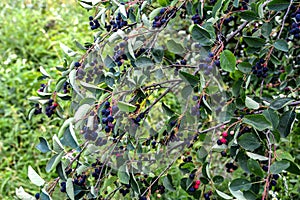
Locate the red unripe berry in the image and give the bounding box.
[193,184,199,189]
[195,180,201,185]
[222,131,228,137]
[220,138,227,144]
[53,102,58,107]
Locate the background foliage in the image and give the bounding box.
[0,0,89,198]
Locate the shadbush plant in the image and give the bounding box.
[16,0,300,200]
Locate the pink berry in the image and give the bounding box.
[220,138,227,144]
[222,131,228,137]
[193,184,199,189]
[195,180,201,185]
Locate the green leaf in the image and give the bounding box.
[220,50,236,72]
[41,189,52,200]
[46,151,64,172]
[277,110,296,137]
[158,0,169,6]
[179,71,198,87]
[152,48,164,63]
[166,39,185,54]
[213,176,224,184]
[274,39,289,52]
[162,102,174,116]
[246,152,268,161]
[163,175,176,191]
[15,186,35,200]
[36,137,51,153]
[135,57,153,68]
[245,96,260,110]
[242,114,272,131]
[118,164,130,184]
[149,7,163,20]
[63,124,79,149]
[247,159,264,177]
[130,173,140,194]
[191,25,213,46]
[270,97,294,110]
[53,134,64,153]
[216,189,233,199]
[237,62,252,73]
[117,101,136,112]
[39,66,51,78]
[212,0,223,18]
[229,178,251,191]
[28,165,45,186]
[56,162,67,181]
[268,0,290,11]
[104,55,116,68]
[270,160,290,174]
[74,104,91,122]
[239,11,258,21]
[262,109,279,131]
[60,42,77,57]
[66,178,75,200]
[284,159,300,175]
[243,36,266,47]
[238,132,260,151]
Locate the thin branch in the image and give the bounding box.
[226,21,249,42]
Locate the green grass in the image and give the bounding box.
[0,0,91,198]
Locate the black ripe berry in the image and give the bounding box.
[139,196,147,200]
[273,174,279,180]
[270,180,277,186]
[35,193,40,199]
[89,16,93,21]
[262,165,268,172]
[74,62,81,68]
[221,151,227,157]
[104,101,110,108]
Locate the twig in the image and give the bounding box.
[226,21,249,42]
[262,130,273,200]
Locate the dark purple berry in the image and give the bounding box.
[107,115,114,122]
[74,62,81,67]
[35,193,40,199]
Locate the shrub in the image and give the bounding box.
[18,0,300,200]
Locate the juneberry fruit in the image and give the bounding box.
[74,62,81,67]
[35,193,40,199]
[107,115,114,122]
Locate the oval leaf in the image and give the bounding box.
[220,50,236,72]
[28,165,45,186]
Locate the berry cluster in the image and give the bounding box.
[105,13,128,32]
[113,42,128,66]
[290,10,300,39]
[34,103,42,115]
[183,155,193,163]
[120,184,131,196]
[189,180,200,192]
[62,81,69,94]
[252,58,268,78]
[191,12,204,25]
[60,181,67,193]
[45,99,58,117]
[240,0,249,10]
[223,16,234,26]
[217,131,228,145]
[152,7,176,28]
[73,174,87,186]
[37,83,46,92]
[88,16,101,30]
[133,112,145,125]
[101,101,115,133]
[203,191,213,200]
[225,162,238,173]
